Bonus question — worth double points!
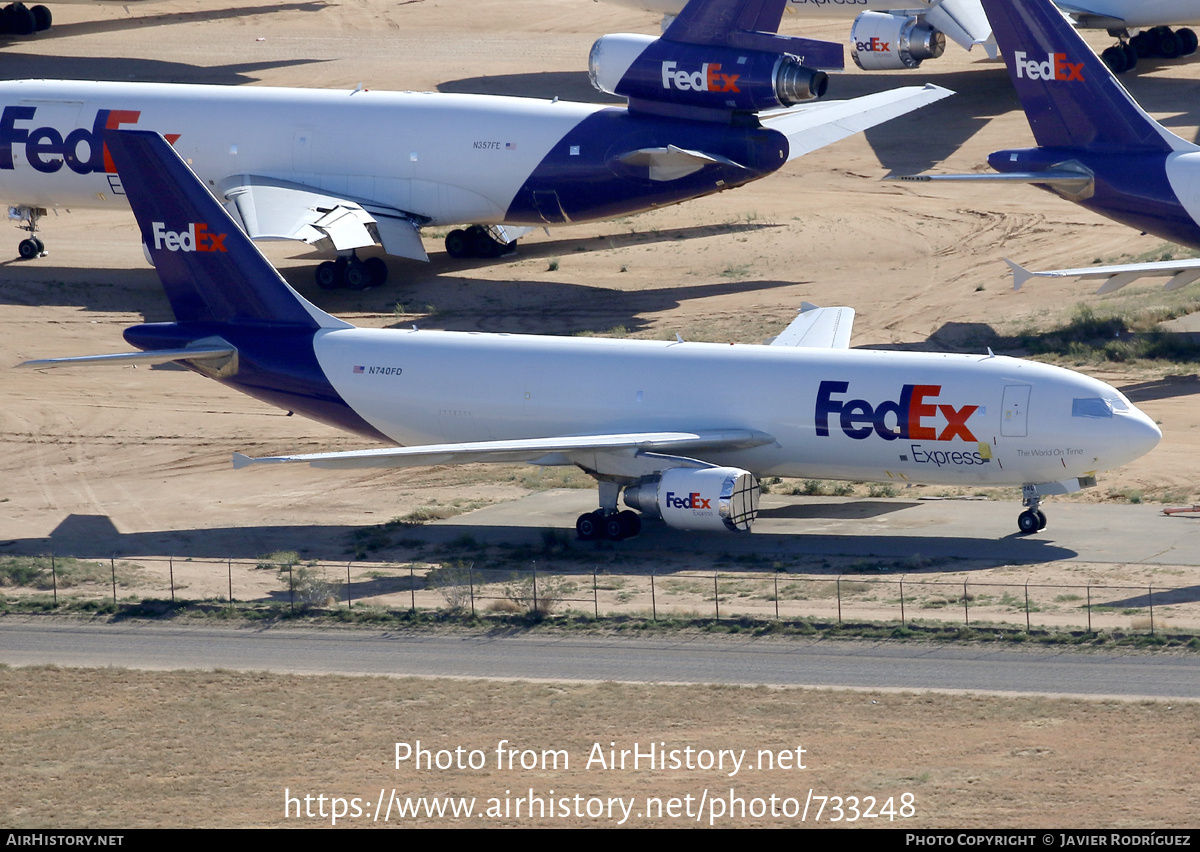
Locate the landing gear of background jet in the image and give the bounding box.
[445,225,516,259]
[0,3,50,35]
[1018,486,1049,535]
[11,205,46,259]
[17,236,43,259]
[315,254,388,290]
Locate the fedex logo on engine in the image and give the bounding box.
[666,491,712,511]
[815,381,979,442]
[855,36,891,53]
[660,61,741,93]
[151,222,227,253]
[0,105,180,175]
[1014,51,1084,81]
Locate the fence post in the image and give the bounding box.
[1087,584,1092,634]
[1148,585,1154,636]
[899,578,904,627]
[169,556,175,604]
[227,557,232,604]
[51,554,57,606]
[1025,582,1030,633]
[532,563,539,616]
[346,562,352,608]
[963,580,969,627]
[837,576,843,625]
[288,561,294,614]
[774,572,779,621]
[593,568,598,619]
[651,571,657,622]
[111,555,117,605]
[713,572,719,622]
[410,564,416,614]
[469,563,476,618]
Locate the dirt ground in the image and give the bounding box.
[3,0,1200,828]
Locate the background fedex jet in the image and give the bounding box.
[902,0,1200,294]
[0,0,951,290]
[604,0,1200,73]
[21,129,1162,538]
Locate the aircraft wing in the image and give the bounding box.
[767,303,855,348]
[1054,3,1126,29]
[1004,257,1200,294]
[17,343,236,370]
[222,176,429,262]
[233,429,776,471]
[762,84,954,163]
[927,0,999,57]
[898,169,1094,192]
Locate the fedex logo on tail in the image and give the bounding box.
[660,61,741,93]
[0,105,180,174]
[152,222,227,253]
[1014,51,1084,81]
[815,381,979,442]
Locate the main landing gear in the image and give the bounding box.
[315,252,388,290]
[1017,485,1049,535]
[10,206,46,260]
[576,480,642,542]
[1102,26,1198,73]
[445,225,516,259]
[0,3,51,36]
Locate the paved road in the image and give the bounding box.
[2,621,1197,700]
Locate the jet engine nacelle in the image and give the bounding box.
[623,466,760,533]
[589,33,828,113]
[850,11,946,71]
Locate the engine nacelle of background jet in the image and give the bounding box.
[589,33,827,113]
[850,11,945,71]
[623,466,760,533]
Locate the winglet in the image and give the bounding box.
[232,452,255,470]
[1004,258,1034,291]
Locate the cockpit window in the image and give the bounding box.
[1072,398,1113,418]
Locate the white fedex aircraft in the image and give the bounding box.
[0,0,951,289]
[604,0,1200,73]
[21,129,1162,539]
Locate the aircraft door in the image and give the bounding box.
[1001,385,1031,437]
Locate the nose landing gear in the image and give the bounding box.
[1018,485,1049,535]
[10,206,47,260]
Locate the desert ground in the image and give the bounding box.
[2,0,1200,828]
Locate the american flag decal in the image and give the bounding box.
[353,365,364,374]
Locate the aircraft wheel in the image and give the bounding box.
[363,256,388,287]
[1017,510,1040,535]
[30,3,47,30]
[344,259,371,290]
[466,224,500,258]
[1179,28,1198,55]
[576,510,604,541]
[445,229,470,259]
[315,260,342,290]
[17,237,40,259]
[1101,45,1129,74]
[5,4,36,35]
[1123,43,1138,72]
[618,510,641,539]
[1037,510,1047,531]
[1160,28,1182,60]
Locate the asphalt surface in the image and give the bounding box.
[2,620,1198,700]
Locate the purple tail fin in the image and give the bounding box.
[104,129,337,328]
[982,0,1180,153]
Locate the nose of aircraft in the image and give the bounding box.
[1114,402,1162,467]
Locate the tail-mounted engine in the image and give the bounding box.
[623,466,760,533]
[590,33,828,116]
[850,11,946,71]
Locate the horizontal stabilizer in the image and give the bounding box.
[618,145,745,181]
[768,303,854,348]
[234,429,776,471]
[1005,257,1200,294]
[18,344,236,370]
[763,84,954,163]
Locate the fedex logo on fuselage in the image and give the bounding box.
[0,105,180,174]
[666,491,711,511]
[815,381,979,442]
[1014,51,1084,81]
[660,61,741,93]
[151,222,227,253]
